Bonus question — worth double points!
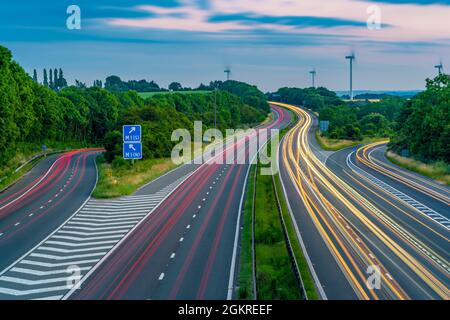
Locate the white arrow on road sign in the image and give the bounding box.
[129,144,136,151]
[129,127,136,134]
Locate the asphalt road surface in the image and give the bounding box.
[0,150,99,272]
[63,106,289,300]
[275,102,449,300]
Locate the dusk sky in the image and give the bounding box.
[1,0,449,92]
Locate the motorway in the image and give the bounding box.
[274,101,449,300]
[0,150,100,273]
[1,102,447,300]
[0,106,290,300]
[68,106,291,300]
[65,106,290,299]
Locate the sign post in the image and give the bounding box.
[123,125,142,164]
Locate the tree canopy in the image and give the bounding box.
[390,74,450,162]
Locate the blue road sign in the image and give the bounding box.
[123,142,142,160]
[319,121,330,133]
[123,125,142,142]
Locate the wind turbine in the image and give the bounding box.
[435,61,444,75]
[345,52,356,100]
[309,69,317,88]
[224,67,231,81]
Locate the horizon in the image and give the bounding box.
[1,0,449,92]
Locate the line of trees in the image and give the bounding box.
[270,87,403,140]
[270,76,449,163]
[0,45,269,168]
[105,75,161,92]
[32,68,68,90]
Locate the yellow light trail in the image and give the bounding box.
[272,101,450,300]
[357,143,450,206]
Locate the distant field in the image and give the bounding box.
[138,90,211,99]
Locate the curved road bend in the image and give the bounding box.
[0,150,100,271]
[274,102,449,300]
[327,143,449,299]
[71,106,292,300]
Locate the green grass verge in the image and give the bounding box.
[138,90,211,99]
[237,165,257,300]
[315,130,387,151]
[386,151,450,186]
[238,107,319,300]
[92,156,179,199]
[0,157,40,192]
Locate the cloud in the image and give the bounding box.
[102,0,450,45]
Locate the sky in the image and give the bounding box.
[1,0,449,92]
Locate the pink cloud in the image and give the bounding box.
[104,0,450,43]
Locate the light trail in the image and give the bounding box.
[272,101,450,300]
[357,142,450,206]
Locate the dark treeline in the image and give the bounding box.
[389,75,449,163]
[270,86,402,140]
[269,86,343,112]
[0,46,269,167]
[103,90,268,163]
[270,76,450,163]
[33,68,68,91]
[105,75,161,93]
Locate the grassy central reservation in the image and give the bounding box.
[92,156,178,199]
[238,115,319,300]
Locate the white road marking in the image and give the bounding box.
[0,157,197,299]
[158,273,165,281]
[170,253,175,259]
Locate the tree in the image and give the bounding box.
[54,68,58,90]
[390,74,450,162]
[105,75,127,92]
[169,82,183,91]
[360,113,390,137]
[0,44,271,167]
[49,68,53,89]
[43,69,48,87]
[57,68,68,89]
[93,80,102,88]
[75,79,87,88]
[32,69,38,82]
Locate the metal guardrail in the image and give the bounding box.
[271,174,308,300]
[0,149,70,193]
